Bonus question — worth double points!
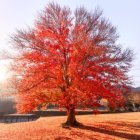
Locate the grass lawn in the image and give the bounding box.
[0,112,140,140]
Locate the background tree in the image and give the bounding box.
[124,91,140,110]
[11,3,133,126]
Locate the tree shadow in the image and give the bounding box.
[106,121,140,129]
[78,123,140,140]
[55,137,72,140]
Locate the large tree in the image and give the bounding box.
[11,3,133,126]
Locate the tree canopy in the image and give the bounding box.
[11,3,133,126]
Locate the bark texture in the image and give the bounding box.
[65,108,79,126]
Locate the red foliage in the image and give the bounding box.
[11,3,133,116]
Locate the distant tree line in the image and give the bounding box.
[0,98,16,115]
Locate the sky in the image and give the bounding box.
[0,0,140,87]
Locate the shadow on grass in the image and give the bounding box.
[78,123,140,140]
[55,137,72,140]
[106,121,140,129]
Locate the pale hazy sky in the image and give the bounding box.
[0,0,140,87]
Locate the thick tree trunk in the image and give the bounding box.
[65,108,79,126]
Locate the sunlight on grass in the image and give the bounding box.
[0,112,140,140]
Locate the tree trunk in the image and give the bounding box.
[65,108,79,126]
[132,102,136,111]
